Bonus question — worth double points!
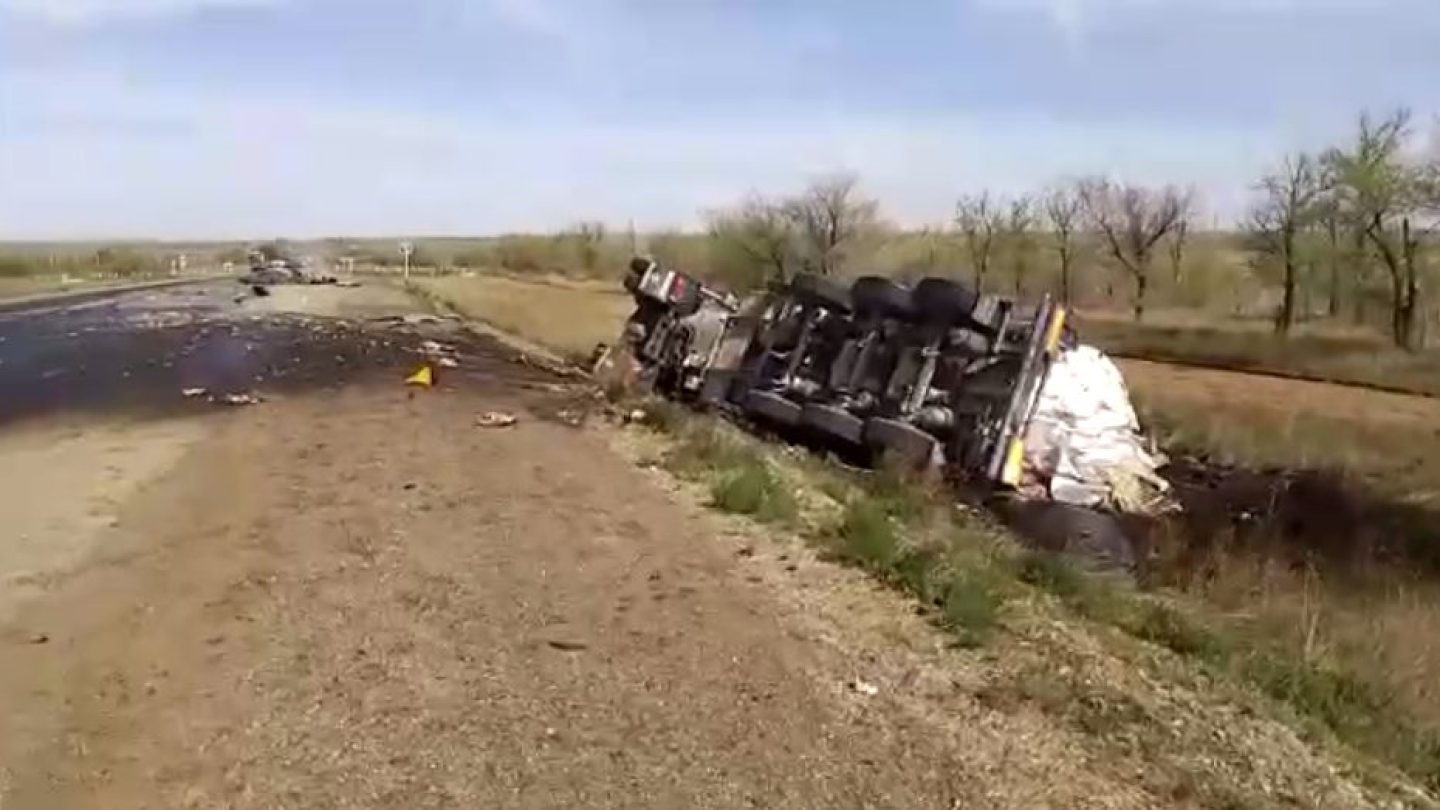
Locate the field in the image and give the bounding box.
[408,273,634,360]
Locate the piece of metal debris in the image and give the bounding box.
[218,392,263,406]
[437,357,459,368]
[476,411,518,428]
[849,678,879,697]
[181,387,208,398]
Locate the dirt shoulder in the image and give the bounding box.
[0,381,1143,809]
[1,375,1423,808]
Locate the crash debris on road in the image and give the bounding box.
[180,387,263,406]
[476,411,518,428]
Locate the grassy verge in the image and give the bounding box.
[633,397,1440,796]
[409,271,1438,800]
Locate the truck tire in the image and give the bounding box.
[850,276,914,321]
[863,417,940,469]
[790,273,852,313]
[913,278,979,327]
[744,390,803,427]
[800,403,865,445]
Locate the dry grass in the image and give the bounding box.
[0,275,134,301]
[1123,359,1440,499]
[411,273,634,360]
[1127,356,1440,787]
[1081,312,1440,397]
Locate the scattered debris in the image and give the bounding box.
[251,285,270,297]
[335,279,362,288]
[849,678,879,697]
[406,366,434,388]
[437,357,459,368]
[588,342,612,372]
[217,392,263,406]
[555,409,585,427]
[181,387,208,398]
[476,411,518,429]
[547,640,588,652]
[28,633,49,645]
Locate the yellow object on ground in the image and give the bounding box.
[406,365,434,387]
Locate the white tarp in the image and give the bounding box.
[1023,345,1172,513]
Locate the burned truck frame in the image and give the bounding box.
[611,258,1069,489]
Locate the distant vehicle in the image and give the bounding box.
[240,250,336,286]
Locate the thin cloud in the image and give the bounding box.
[974,0,1426,44]
[0,67,1279,239]
[0,0,284,24]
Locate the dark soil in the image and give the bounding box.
[1150,455,1440,584]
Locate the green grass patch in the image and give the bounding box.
[1128,602,1230,665]
[836,497,902,570]
[709,459,798,524]
[1018,551,1088,602]
[938,566,1008,647]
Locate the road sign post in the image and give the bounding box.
[400,241,414,280]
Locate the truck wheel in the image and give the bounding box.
[863,418,940,469]
[744,390,803,427]
[912,278,979,327]
[850,276,914,321]
[790,273,852,313]
[800,403,865,445]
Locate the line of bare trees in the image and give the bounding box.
[1249,110,1439,348]
[710,174,1195,323]
[701,110,1438,350]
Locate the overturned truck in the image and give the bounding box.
[606,257,1169,531]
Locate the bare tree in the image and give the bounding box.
[1310,189,1347,318]
[1079,178,1192,321]
[955,192,1004,291]
[1324,110,1426,349]
[571,221,608,274]
[1043,183,1084,303]
[1168,218,1189,286]
[706,195,796,286]
[1247,153,1324,335]
[1004,195,1037,297]
[784,174,879,276]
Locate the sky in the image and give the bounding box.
[1,0,1438,239]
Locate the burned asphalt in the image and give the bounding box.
[0,280,560,425]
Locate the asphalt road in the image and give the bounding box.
[0,280,522,425]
